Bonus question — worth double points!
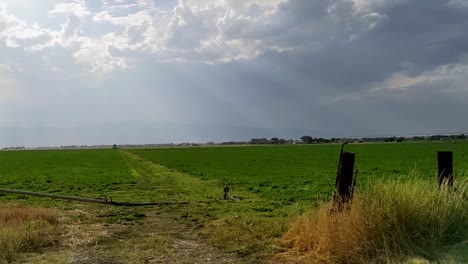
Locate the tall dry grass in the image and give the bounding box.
[0,203,59,263]
[281,177,468,263]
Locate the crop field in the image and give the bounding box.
[0,149,138,203]
[129,142,468,203]
[1,143,467,204]
[0,142,467,263]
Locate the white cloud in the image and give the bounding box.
[0,4,52,48]
[1,0,388,72]
[94,9,152,26]
[49,2,92,18]
[73,36,128,72]
[371,63,468,92]
[0,0,455,75]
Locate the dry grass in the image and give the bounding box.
[203,215,286,256]
[280,177,468,264]
[281,199,371,263]
[0,203,59,263]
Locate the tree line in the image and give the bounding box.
[245,133,467,145]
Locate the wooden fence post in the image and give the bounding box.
[438,151,453,187]
[334,152,355,208]
[334,143,347,190]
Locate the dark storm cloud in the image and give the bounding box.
[260,0,468,92]
[157,0,468,137]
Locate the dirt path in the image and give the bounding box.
[140,210,243,264]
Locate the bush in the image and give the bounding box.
[0,203,59,262]
[281,177,468,263]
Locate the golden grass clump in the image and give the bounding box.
[203,214,287,256]
[282,198,370,263]
[281,178,468,263]
[0,203,59,263]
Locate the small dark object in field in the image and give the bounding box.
[223,183,230,200]
[220,183,240,201]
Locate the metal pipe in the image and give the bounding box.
[0,188,187,206]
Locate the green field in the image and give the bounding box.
[1,143,467,203]
[129,143,468,203]
[0,149,136,201]
[0,143,467,262]
[1,142,467,218]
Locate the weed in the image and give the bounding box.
[0,203,59,263]
[281,178,468,263]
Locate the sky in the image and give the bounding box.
[1,0,468,147]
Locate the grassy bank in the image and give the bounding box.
[281,177,468,263]
[0,203,59,263]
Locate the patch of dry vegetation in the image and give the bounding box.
[280,178,468,263]
[0,203,59,263]
[203,214,287,257]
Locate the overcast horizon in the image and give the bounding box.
[1,0,468,148]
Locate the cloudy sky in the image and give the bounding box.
[1,0,468,147]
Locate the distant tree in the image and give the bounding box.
[270,137,280,144]
[221,141,236,145]
[300,136,313,144]
[315,137,330,144]
[429,135,443,141]
[250,138,270,144]
[250,138,260,144]
[458,134,466,139]
[112,144,118,149]
[396,137,405,143]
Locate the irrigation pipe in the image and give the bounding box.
[0,188,188,206]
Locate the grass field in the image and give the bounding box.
[129,143,468,203]
[0,142,467,263]
[2,143,467,203]
[0,149,135,200]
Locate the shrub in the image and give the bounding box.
[0,203,59,262]
[281,177,468,263]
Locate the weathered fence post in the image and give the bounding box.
[334,152,355,209]
[334,143,347,190]
[438,151,453,187]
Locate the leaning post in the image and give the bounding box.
[334,143,347,189]
[334,152,355,209]
[438,151,453,187]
